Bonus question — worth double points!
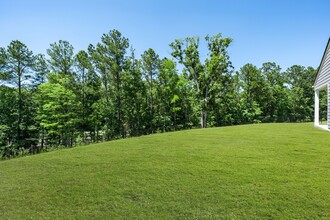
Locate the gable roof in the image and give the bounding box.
[314,38,330,89]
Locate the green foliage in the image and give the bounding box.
[122,50,147,136]
[141,48,160,132]
[0,40,36,150]
[0,32,320,159]
[89,29,130,139]
[236,64,264,123]
[47,40,75,76]
[260,62,288,122]
[0,41,34,85]
[36,82,80,147]
[319,89,327,122]
[170,33,233,128]
[33,54,49,87]
[285,65,317,121]
[74,49,102,141]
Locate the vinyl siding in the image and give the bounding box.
[314,40,330,89]
[328,83,330,129]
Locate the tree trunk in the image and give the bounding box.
[41,128,44,149]
[17,69,22,146]
[149,74,153,134]
[200,110,207,128]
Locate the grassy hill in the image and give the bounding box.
[1,123,330,219]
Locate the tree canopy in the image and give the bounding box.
[0,29,318,159]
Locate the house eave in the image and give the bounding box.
[314,37,330,87]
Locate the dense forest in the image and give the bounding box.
[0,29,320,159]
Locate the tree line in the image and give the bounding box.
[0,29,319,159]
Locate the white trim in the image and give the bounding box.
[314,90,319,126]
[315,124,329,131]
[314,83,328,91]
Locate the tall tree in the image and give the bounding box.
[33,54,49,87]
[75,50,102,142]
[237,64,264,123]
[210,71,240,126]
[260,62,289,122]
[75,50,90,133]
[47,40,75,86]
[91,29,129,138]
[170,33,233,128]
[285,65,317,121]
[157,58,180,131]
[88,44,112,139]
[141,48,160,133]
[175,73,200,129]
[123,50,146,136]
[0,86,17,150]
[0,40,35,145]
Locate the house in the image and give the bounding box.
[314,38,330,130]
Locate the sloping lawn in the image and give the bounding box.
[0,123,330,219]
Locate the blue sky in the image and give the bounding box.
[1,0,329,71]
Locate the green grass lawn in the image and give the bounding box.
[1,123,330,219]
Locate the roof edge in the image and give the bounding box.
[314,37,330,87]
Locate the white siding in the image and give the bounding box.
[328,83,330,129]
[314,39,330,89]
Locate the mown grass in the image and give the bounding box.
[0,123,330,219]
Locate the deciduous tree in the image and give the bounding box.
[170,34,233,128]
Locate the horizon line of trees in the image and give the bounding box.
[0,29,320,159]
